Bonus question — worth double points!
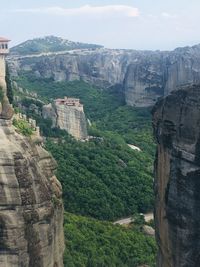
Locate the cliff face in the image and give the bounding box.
[0,56,13,119]
[9,49,132,88]
[0,119,64,267]
[8,44,200,107]
[43,102,88,140]
[152,84,200,267]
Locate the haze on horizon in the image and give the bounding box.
[1,0,200,51]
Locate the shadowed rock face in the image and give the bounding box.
[152,85,200,267]
[0,56,14,120]
[8,44,200,107]
[0,119,64,267]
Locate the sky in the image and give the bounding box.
[1,0,200,50]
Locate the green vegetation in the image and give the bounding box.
[11,36,103,56]
[97,105,155,156]
[64,212,156,267]
[14,76,155,220]
[0,87,4,103]
[13,118,34,136]
[6,64,13,104]
[46,130,153,220]
[15,76,124,121]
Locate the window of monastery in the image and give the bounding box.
[0,43,8,49]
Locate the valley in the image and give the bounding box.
[8,37,157,266]
[3,35,200,266]
[1,0,200,264]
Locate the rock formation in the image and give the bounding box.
[0,37,64,267]
[43,97,88,140]
[153,84,200,267]
[0,118,64,267]
[8,40,200,107]
[0,38,14,119]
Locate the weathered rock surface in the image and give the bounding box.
[42,102,88,140]
[0,119,64,267]
[8,43,200,107]
[142,225,155,237]
[0,56,14,119]
[8,48,132,88]
[152,84,200,267]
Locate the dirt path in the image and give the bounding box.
[114,212,153,225]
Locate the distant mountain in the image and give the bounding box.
[10,36,103,55]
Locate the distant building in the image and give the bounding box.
[0,37,10,56]
[54,97,84,112]
[0,37,10,82]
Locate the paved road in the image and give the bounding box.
[114,212,153,225]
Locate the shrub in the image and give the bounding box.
[13,118,34,136]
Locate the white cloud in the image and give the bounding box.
[161,12,178,19]
[13,5,139,18]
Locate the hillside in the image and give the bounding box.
[64,212,156,267]
[10,36,103,55]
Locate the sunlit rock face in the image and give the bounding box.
[152,85,200,267]
[42,101,88,140]
[0,119,64,267]
[8,44,200,107]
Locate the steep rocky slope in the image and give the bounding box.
[0,118,64,267]
[43,100,88,140]
[152,84,200,267]
[8,38,200,107]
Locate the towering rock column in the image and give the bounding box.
[0,37,14,119]
[152,85,200,267]
[0,37,65,267]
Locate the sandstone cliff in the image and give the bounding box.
[0,118,64,267]
[8,43,200,107]
[42,100,88,140]
[152,84,200,267]
[0,57,13,119]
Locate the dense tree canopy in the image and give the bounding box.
[64,212,156,267]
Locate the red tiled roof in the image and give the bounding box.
[0,37,11,42]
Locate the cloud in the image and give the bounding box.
[161,12,177,19]
[12,5,139,18]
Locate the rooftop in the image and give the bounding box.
[55,97,83,107]
[0,37,11,42]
